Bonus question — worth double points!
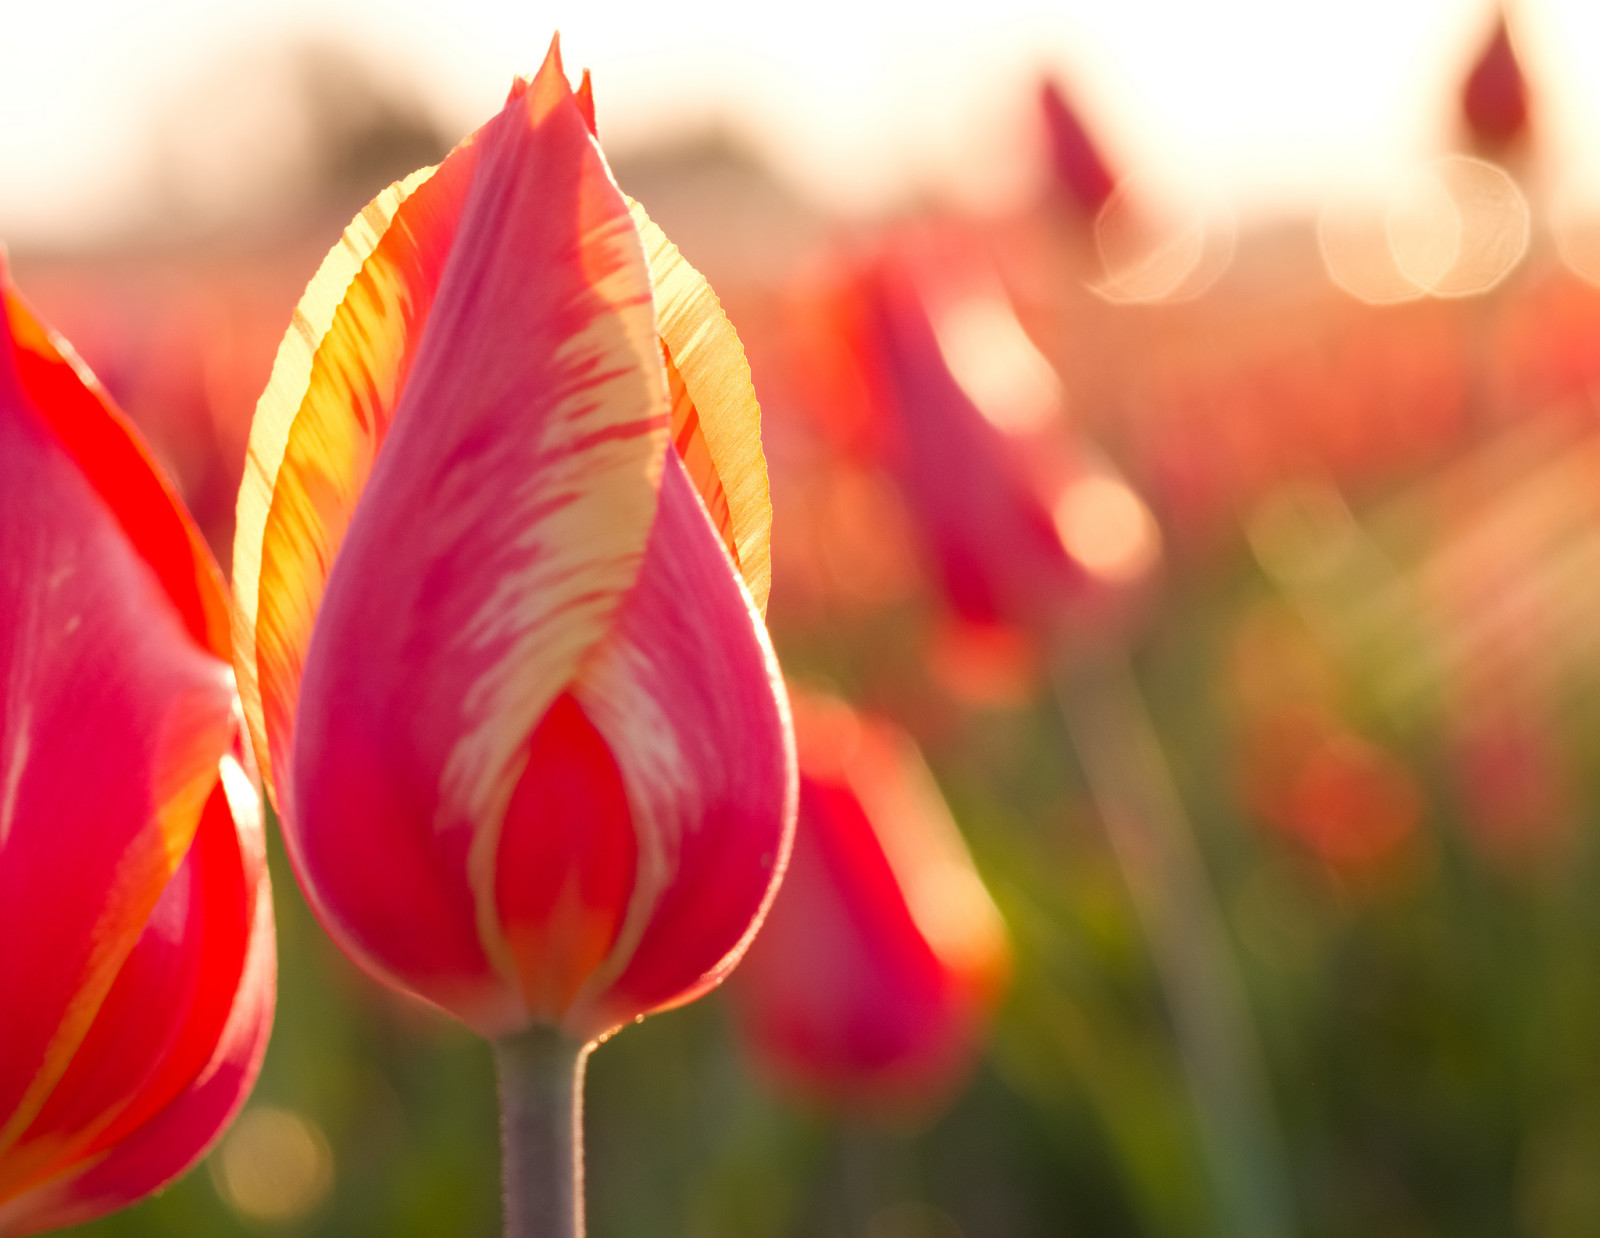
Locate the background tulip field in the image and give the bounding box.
[18,2,1600,1235]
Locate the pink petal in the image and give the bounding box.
[863,261,1090,628]
[3,276,231,660]
[0,337,236,1169]
[563,452,797,1039]
[1039,80,1118,219]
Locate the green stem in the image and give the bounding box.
[1054,648,1295,1238]
[493,1026,589,1238]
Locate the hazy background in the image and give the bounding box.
[19,2,1600,1237]
[12,0,1600,243]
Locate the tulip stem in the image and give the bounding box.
[493,1027,590,1238]
[1053,648,1296,1238]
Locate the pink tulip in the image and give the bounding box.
[0,269,274,1235]
[836,242,1158,639]
[731,692,1008,1118]
[230,40,795,1047]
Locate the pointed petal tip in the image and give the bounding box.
[504,32,588,130]
[504,31,564,106]
[576,69,597,137]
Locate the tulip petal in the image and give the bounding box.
[733,777,978,1110]
[731,701,1007,1113]
[0,765,274,1236]
[0,339,236,1166]
[285,47,669,1035]
[494,694,638,1024]
[628,198,773,615]
[564,452,795,1039]
[2,276,230,660]
[231,149,476,804]
[866,264,1087,626]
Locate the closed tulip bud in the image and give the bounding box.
[1463,12,1529,156]
[730,691,1008,1119]
[0,269,273,1235]
[1039,80,1118,221]
[846,245,1158,639]
[231,39,795,1048]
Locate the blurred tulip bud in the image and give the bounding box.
[845,241,1159,639]
[1241,704,1422,876]
[231,41,795,1045]
[1462,13,1529,156]
[1039,80,1118,221]
[0,269,274,1235]
[730,691,1009,1119]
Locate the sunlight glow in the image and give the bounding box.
[1054,475,1160,583]
[1319,156,1527,303]
[933,296,1062,433]
[11,0,1600,243]
[210,1105,334,1222]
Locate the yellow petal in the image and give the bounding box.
[628,197,773,616]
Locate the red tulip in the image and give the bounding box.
[1462,12,1529,155]
[1240,704,1422,875]
[230,41,794,1045]
[0,269,273,1234]
[730,692,1008,1117]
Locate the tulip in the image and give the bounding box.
[841,241,1158,640]
[1039,80,1118,221]
[1462,12,1529,156]
[229,38,794,1235]
[0,268,273,1234]
[730,691,1007,1118]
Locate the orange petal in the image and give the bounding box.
[230,148,475,806]
[575,68,597,137]
[729,693,1008,1116]
[628,197,773,615]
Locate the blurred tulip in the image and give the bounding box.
[1462,12,1529,156]
[1448,696,1572,872]
[731,691,1008,1118]
[842,241,1158,638]
[1039,80,1118,221]
[0,269,274,1234]
[231,40,794,1047]
[1241,705,1423,875]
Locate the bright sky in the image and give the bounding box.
[5,0,1600,244]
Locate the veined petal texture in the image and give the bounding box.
[277,45,670,1035]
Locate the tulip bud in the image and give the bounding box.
[230,40,795,1046]
[1039,80,1118,221]
[730,691,1008,1118]
[0,269,273,1235]
[842,244,1158,639]
[1462,12,1529,156]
